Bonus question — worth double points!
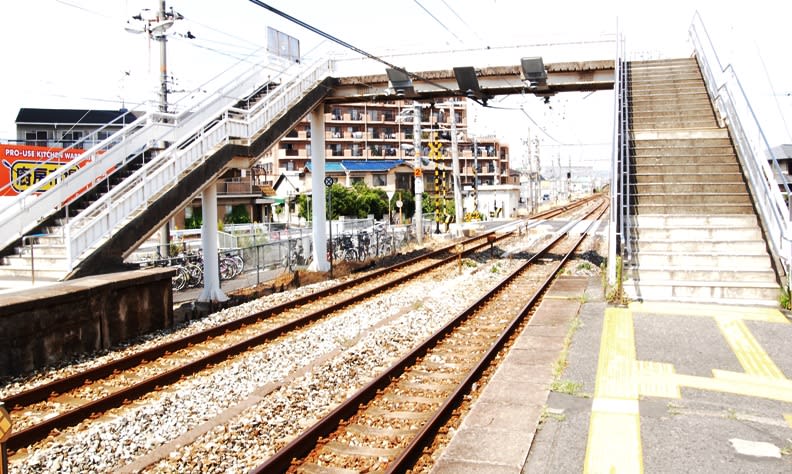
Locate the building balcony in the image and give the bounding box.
[216,177,257,195]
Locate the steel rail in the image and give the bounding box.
[4,232,498,452]
[252,200,607,473]
[3,197,597,452]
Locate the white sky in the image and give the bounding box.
[2,0,790,171]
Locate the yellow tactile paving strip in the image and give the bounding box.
[584,302,791,473]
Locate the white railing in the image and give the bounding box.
[607,32,626,286]
[690,12,792,283]
[64,56,334,269]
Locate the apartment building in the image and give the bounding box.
[261,99,513,196]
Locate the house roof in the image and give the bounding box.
[341,159,405,172]
[304,162,345,173]
[770,144,792,160]
[305,159,405,173]
[15,108,138,126]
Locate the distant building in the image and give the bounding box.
[258,99,511,218]
[260,100,509,187]
[14,108,138,148]
[770,144,792,189]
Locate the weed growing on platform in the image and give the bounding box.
[781,440,792,456]
[551,380,583,396]
[603,257,629,306]
[779,287,791,310]
[552,316,582,376]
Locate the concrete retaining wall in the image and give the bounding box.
[0,268,174,377]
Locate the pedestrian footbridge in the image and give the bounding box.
[0,13,788,307]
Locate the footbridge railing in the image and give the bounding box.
[65,56,333,271]
[608,32,628,286]
[0,49,333,272]
[690,12,792,285]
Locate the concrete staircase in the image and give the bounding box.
[623,58,780,306]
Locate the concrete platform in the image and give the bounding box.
[433,275,792,473]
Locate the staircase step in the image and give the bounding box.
[632,172,744,184]
[629,239,766,253]
[626,267,776,282]
[623,279,780,307]
[2,254,70,269]
[633,193,751,205]
[632,118,719,128]
[632,154,738,164]
[631,109,715,120]
[633,138,733,147]
[14,244,67,257]
[629,227,762,241]
[632,183,746,193]
[634,161,740,172]
[633,203,755,214]
[632,129,729,140]
[631,214,758,226]
[632,251,772,268]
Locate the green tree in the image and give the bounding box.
[326,183,356,219]
[296,193,311,220]
[352,181,388,219]
[185,208,202,229]
[226,204,251,224]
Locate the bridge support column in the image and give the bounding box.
[198,183,228,303]
[308,107,330,272]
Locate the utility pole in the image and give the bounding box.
[534,137,541,209]
[413,102,424,245]
[127,0,181,256]
[156,0,170,254]
[157,0,169,113]
[473,137,479,213]
[449,103,463,234]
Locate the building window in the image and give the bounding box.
[329,127,342,138]
[331,108,342,120]
[373,174,387,187]
[25,130,48,147]
[352,176,365,185]
[331,144,343,157]
[61,131,84,147]
[282,143,298,157]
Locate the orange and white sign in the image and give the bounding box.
[0,144,85,196]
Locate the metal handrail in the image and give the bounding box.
[63,56,334,270]
[689,12,792,284]
[608,32,627,285]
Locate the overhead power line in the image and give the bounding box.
[247,0,454,94]
[413,0,463,43]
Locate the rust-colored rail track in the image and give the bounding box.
[2,196,598,453]
[253,201,607,473]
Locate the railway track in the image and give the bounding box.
[253,201,607,473]
[2,197,598,454]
